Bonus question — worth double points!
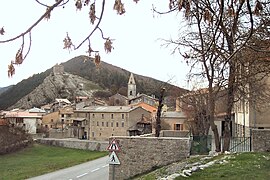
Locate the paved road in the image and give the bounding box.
[28,156,109,180]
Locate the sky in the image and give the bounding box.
[0,0,190,89]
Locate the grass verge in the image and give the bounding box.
[0,143,108,180]
[176,152,270,180]
[137,152,270,180]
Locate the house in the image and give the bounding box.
[0,111,7,126]
[42,106,73,130]
[108,93,129,106]
[128,114,152,136]
[51,98,71,112]
[232,42,270,137]
[74,105,152,141]
[130,101,157,113]
[177,88,233,137]
[3,109,42,134]
[129,93,158,107]
[75,98,107,109]
[233,76,270,137]
[160,111,188,131]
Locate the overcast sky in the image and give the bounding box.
[0,0,189,88]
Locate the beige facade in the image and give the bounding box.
[74,106,151,141]
[233,73,270,137]
[42,106,73,130]
[160,111,188,131]
[2,110,42,134]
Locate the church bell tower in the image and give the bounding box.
[128,73,136,99]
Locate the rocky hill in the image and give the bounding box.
[0,55,188,110]
[9,72,103,110]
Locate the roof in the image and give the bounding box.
[129,93,158,101]
[128,73,136,85]
[110,93,129,100]
[4,111,42,118]
[128,125,144,132]
[28,107,46,113]
[130,102,157,113]
[55,98,71,104]
[75,106,150,113]
[73,118,86,121]
[161,111,187,118]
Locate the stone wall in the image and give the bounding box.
[36,138,108,151]
[252,129,270,152]
[108,136,190,180]
[160,130,190,137]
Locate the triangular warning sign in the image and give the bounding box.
[109,151,120,165]
[107,139,121,152]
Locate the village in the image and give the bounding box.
[1,64,269,147]
[0,65,188,142]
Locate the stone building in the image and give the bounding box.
[129,93,158,107]
[53,64,64,75]
[108,93,129,106]
[74,106,151,141]
[109,73,158,107]
[3,110,42,134]
[42,106,73,130]
[128,73,136,99]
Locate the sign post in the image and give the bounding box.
[107,139,121,180]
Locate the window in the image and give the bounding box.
[174,124,183,131]
[50,125,53,128]
[111,122,113,127]
[92,132,95,137]
[92,114,95,118]
[61,114,64,118]
[97,122,99,126]
[130,91,132,95]
[122,114,124,119]
[122,122,124,127]
[99,133,101,136]
[106,122,109,127]
[51,119,53,122]
[102,122,104,126]
[111,114,114,119]
[16,118,23,123]
[102,114,104,119]
[116,122,119,127]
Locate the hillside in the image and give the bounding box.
[0,85,13,95]
[0,55,187,110]
[9,72,103,110]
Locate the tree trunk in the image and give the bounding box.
[223,64,235,152]
[155,88,165,137]
[208,87,221,152]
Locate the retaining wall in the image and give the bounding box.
[108,136,190,180]
[252,129,270,152]
[36,138,108,151]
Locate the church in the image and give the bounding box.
[109,73,159,107]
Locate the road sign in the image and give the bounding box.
[109,151,120,165]
[107,139,121,152]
